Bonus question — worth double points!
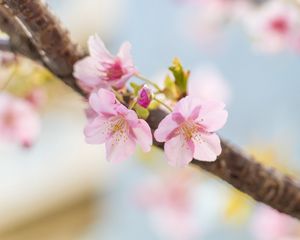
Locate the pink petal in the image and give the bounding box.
[89,89,117,116]
[120,107,139,126]
[117,41,135,67]
[132,120,152,152]
[14,102,40,146]
[105,130,136,163]
[193,132,221,162]
[84,116,110,144]
[196,100,228,132]
[88,34,114,61]
[154,114,179,142]
[110,72,134,89]
[0,94,40,147]
[85,108,98,123]
[188,67,230,103]
[172,112,185,125]
[173,96,202,119]
[73,57,101,89]
[164,134,194,167]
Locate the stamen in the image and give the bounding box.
[180,120,205,143]
[109,117,129,146]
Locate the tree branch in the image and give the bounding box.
[0,0,85,94]
[0,5,40,60]
[1,0,300,220]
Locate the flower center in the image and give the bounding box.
[180,121,200,140]
[3,111,15,127]
[112,117,126,134]
[269,16,289,34]
[106,60,124,81]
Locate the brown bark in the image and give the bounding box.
[0,6,40,60]
[0,0,85,94]
[1,0,300,220]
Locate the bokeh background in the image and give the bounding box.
[1,0,300,239]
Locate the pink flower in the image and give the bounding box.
[73,34,136,93]
[84,89,152,162]
[188,66,231,103]
[135,171,199,240]
[0,93,40,148]
[25,88,47,109]
[245,1,300,53]
[251,206,299,240]
[154,96,227,167]
[137,85,152,108]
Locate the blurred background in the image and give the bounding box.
[1,0,300,239]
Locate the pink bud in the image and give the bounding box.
[137,85,152,108]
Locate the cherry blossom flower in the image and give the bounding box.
[183,0,250,49]
[135,171,199,240]
[25,88,47,109]
[245,1,300,53]
[188,66,231,103]
[137,84,152,108]
[0,93,40,148]
[84,88,152,162]
[74,34,136,93]
[154,96,227,167]
[251,206,299,240]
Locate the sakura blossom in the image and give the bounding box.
[25,88,47,109]
[183,0,252,49]
[188,66,231,103]
[135,171,199,240]
[0,93,40,148]
[137,84,152,108]
[84,88,152,162]
[73,34,136,93]
[154,96,227,167]
[244,0,300,53]
[251,206,300,240]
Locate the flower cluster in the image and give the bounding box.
[74,35,228,167]
[180,0,300,54]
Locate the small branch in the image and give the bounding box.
[0,5,40,60]
[0,0,85,95]
[1,0,300,220]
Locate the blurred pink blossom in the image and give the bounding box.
[25,88,47,109]
[74,34,137,93]
[251,206,299,240]
[154,96,227,167]
[188,66,231,103]
[84,89,152,162]
[135,171,199,240]
[0,93,40,148]
[244,1,300,53]
[184,0,251,49]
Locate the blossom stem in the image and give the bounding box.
[129,99,137,109]
[153,97,172,112]
[111,88,126,104]
[134,73,162,92]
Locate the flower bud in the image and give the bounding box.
[137,85,152,108]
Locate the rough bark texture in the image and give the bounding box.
[0,0,85,94]
[1,0,300,220]
[0,6,40,60]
